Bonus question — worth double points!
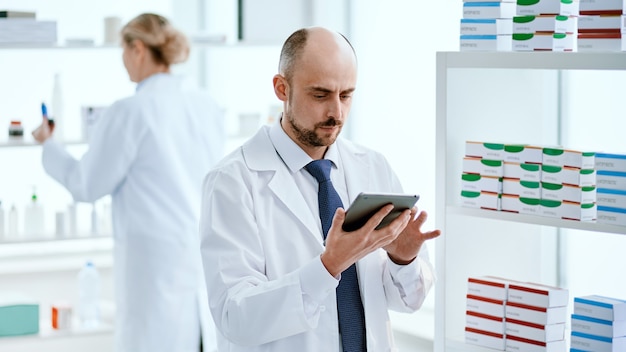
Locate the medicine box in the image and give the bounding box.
[516,0,580,16]
[460,35,513,51]
[570,331,626,352]
[501,194,541,215]
[571,314,626,338]
[542,148,595,169]
[579,0,623,14]
[463,2,517,19]
[468,276,513,301]
[595,153,626,173]
[505,320,566,342]
[540,199,597,221]
[461,190,501,210]
[504,144,543,163]
[508,282,569,308]
[466,141,505,159]
[578,32,622,51]
[506,301,568,325]
[463,157,504,177]
[596,171,626,191]
[541,183,596,204]
[596,188,626,209]
[461,19,513,35]
[462,173,502,193]
[513,15,578,34]
[505,335,567,352]
[512,32,576,51]
[578,15,622,32]
[541,165,596,187]
[467,310,506,334]
[574,295,626,321]
[504,162,541,182]
[597,206,626,226]
[503,179,541,198]
[467,294,506,317]
[465,327,506,350]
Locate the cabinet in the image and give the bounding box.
[434,51,626,352]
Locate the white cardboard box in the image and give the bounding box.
[505,335,567,351]
[540,199,597,221]
[596,171,626,191]
[468,276,514,301]
[506,301,568,325]
[465,141,505,159]
[503,179,541,198]
[570,331,626,351]
[501,194,541,215]
[571,314,626,338]
[462,174,503,193]
[467,311,506,334]
[579,0,623,13]
[578,32,622,51]
[461,190,501,210]
[463,157,505,177]
[467,294,506,317]
[460,34,513,51]
[513,32,576,51]
[461,18,514,35]
[595,152,626,173]
[516,0,580,16]
[465,327,506,350]
[464,2,517,18]
[574,295,626,321]
[542,148,595,169]
[504,144,543,163]
[578,15,622,32]
[504,162,542,182]
[597,206,626,226]
[541,165,596,187]
[513,15,577,34]
[541,183,597,204]
[505,320,565,342]
[596,188,626,209]
[508,282,569,308]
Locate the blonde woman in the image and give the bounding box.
[33,13,223,352]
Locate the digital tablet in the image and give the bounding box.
[342,192,419,232]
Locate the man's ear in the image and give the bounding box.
[273,74,288,102]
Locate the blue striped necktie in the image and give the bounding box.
[305,159,367,352]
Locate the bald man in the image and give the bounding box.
[200,27,440,352]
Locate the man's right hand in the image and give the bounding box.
[320,204,411,277]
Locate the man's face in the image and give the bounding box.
[280,43,357,153]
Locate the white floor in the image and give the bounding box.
[394,330,433,352]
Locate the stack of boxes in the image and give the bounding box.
[595,153,626,226]
[460,0,515,51]
[571,295,626,351]
[512,0,579,51]
[0,10,57,45]
[577,0,624,51]
[461,141,598,222]
[465,276,569,351]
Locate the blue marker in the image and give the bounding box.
[41,102,54,127]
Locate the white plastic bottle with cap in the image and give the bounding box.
[77,260,100,328]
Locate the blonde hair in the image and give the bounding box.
[121,13,190,66]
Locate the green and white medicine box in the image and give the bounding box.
[461,190,501,210]
[503,179,541,199]
[501,195,541,215]
[513,15,577,34]
[541,182,597,204]
[465,141,505,160]
[0,295,39,337]
[463,157,504,177]
[541,165,596,187]
[516,0,580,17]
[462,173,502,193]
[540,199,596,221]
[542,147,595,169]
[504,144,543,164]
[504,162,541,182]
[512,32,576,51]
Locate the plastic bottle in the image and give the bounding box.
[51,72,65,142]
[24,188,45,238]
[77,260,100,328]
[8,204,18,238]
[67,202,77,236]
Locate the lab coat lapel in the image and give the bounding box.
[243,128,324,245]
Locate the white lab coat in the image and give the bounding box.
[200,125,435,352]
[42,73,224,352]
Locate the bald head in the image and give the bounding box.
[278,27,356,83]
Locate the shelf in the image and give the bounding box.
[0,139,86,148]
[444,340,506,352]
[437,51,626,70]
[449,206,626,235]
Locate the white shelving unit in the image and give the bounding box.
[434,51,626,352]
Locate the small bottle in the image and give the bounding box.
[67,202,77,236]
[24,188,45,238]
[77,261,100,328]
[8,204,19,239]
[90,203,98,235]
[0,200,5,239]
[51,72,65,142]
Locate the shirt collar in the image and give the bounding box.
[269,118,340,174]
[136,72,169,92]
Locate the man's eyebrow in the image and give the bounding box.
[306,86,356,94]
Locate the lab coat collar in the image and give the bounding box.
[136,72,177,92]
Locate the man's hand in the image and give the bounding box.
[384,208,441,265]
[320,204,412,277]
[32,117,54,143]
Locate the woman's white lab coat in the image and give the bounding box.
[200,125,435,352]
[42,73,224,352]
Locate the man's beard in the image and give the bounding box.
[285,109,343,148]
